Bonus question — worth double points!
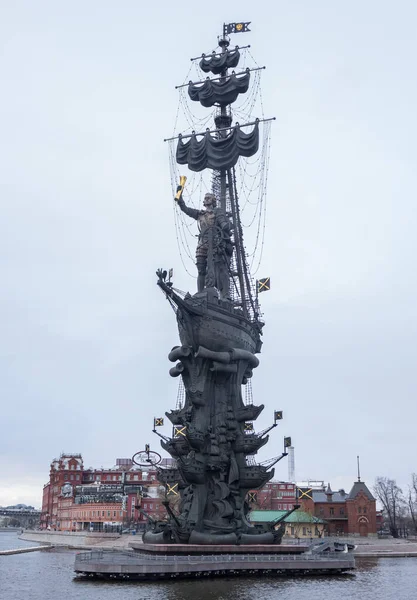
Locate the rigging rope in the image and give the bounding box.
[167,48,272,286]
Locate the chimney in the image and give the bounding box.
[288,446,295,482]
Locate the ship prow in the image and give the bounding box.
[158,278,263,354]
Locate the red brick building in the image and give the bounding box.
[298,479,377,536]
[252,481,297,511]
[40,454,169,532]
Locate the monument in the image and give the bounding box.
[75,22,356,579]
[140,24,290,546]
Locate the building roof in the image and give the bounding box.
[311,490,348,503]
[249,510,325,524]
[347,481,375,501]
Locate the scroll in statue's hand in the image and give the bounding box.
[175,175,187,201]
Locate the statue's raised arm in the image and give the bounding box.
[175,175,202,220]
[176,197,202,221]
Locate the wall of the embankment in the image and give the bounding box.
[19,530,121,548]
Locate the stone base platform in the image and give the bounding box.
[74,549,355,580]
[131,542,309,555]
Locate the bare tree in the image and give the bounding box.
[408,474,417,535]
[374,477,405,538]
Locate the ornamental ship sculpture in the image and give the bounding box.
[141,23,290,545]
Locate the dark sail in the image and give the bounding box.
[188,72,250,108]
[199,49,240,75]
[176,121,259,172]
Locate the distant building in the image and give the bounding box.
[251,481,297,511]
[297,479,377,536]
[40,454,167,532]
[249,509,326,539]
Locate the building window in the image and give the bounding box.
[113,511,116,517]
[290,527,294,535]
[120,511,123,517]
[107,511,111,517]
[340,508,344,516]
[150,503,153,510]
[302,527,307,536]
[106,475,110,481]
[329,508,334,516]
[283,504,287,510]
[358,506,362,514]
[134,475,139,481]
[102,511,105,516]
[363,507,367,514]
[76,475,80,481]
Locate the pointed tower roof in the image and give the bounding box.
[348,480,375,501]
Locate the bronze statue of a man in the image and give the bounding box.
[175,190,232,300]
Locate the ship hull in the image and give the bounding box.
[238,467,275,490]
[178,302,261,355]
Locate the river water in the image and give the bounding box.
[0,531,416,600]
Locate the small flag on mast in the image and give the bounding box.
[224,22,251,36]
[297,487,313,501]
[173,425,187,438]
[167,483,179,496]
[257,277,270,293]
[248,491,258,503]
[274,410,283,422]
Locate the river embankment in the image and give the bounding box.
[18,530,417,556]
[19,530,130,550]
[0,545,52,555]
[353,537,417,557]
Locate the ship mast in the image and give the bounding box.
[215,30,253,320]
[171,25,271,323]
[216,35,230,213]
[213,33,250,317]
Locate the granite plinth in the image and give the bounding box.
[131,542,309,555]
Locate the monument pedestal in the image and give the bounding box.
[74,542,355,580]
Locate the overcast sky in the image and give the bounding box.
[1,1,416,508]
